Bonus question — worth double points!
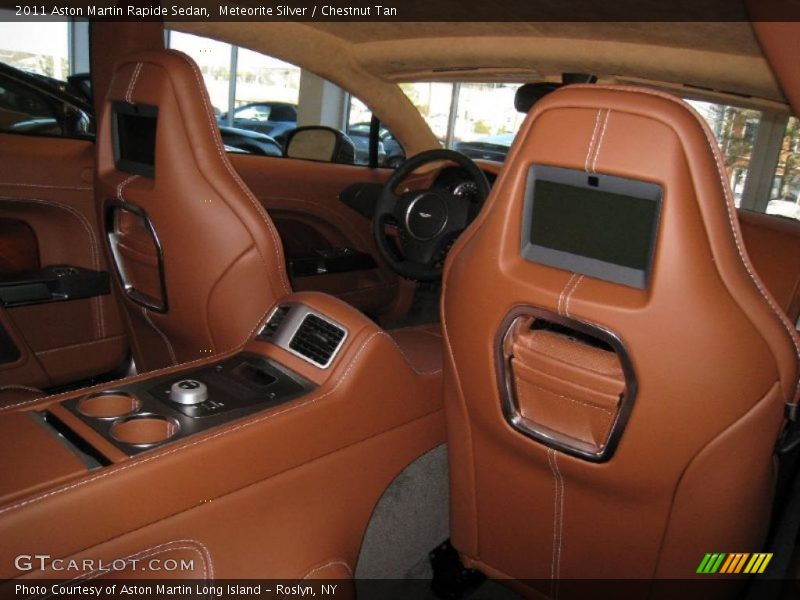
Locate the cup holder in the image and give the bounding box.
[77,392,142,420]
[110,414,180,447]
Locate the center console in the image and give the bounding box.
[62,353,315,456]
[0,292,445,582]
[36,302,354,458]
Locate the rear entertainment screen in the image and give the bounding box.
[521,165,662,288]
[112,102,158,178]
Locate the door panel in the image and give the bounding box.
[0,219,39,275]
[229,154,413,317]
[0,134,127,388]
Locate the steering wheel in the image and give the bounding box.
[372,149,491,281]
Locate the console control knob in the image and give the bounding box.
[170,379,208,405]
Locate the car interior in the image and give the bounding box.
[1,11,800,600]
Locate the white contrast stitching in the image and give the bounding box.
[564,275,584,318]
[0,182,92,191]
[553,451,564,597]
[170,51,291,299]
[0,302,287,414]
[0,340,248,413]
[516,380,614,415]
[547,449,565,596]
[386,329,444,376]
[557,273,577,316]
[0,330,385,515]
[124,62,143,104]
[573,83,800,401]
[584,110,603,173]
[34,335,125,356]
[167,50,293,350]
[116,173,138,201]
[300,558,353,580]
[141,307,178,366]
[28,539,213,599]
[547,449,558,589]
[0,385,41,393]
[591,110,611,174]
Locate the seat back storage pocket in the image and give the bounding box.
[497,309,635,462]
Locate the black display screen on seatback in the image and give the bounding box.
[112,102,158,178]
[521,166,662,289]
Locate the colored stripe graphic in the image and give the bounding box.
[719,554,736,574]
[722,554,749,574]
[697,554,713,574]
[698,553,773,575]
[697,553,726,574]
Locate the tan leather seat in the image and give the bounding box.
[94,50,295,372]
[441,85,800,583]
[96,50,440,374]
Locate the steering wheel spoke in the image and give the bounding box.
[401,236,439,265]
[372,149,490,281]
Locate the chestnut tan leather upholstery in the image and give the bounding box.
[95,50,293,372]
[441,85,800,583]
[95,49,441,377]
[0,386,42,410]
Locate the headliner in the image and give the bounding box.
[169,20,787,154]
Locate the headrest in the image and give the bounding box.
[96,49,292,320]
[514,74,597,113]
[514,82,561,113]
[100,49,231,183]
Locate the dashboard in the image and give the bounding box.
[339,161,501,222]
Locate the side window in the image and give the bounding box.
[689,99,800,222]
[400,81,526,162]
[230,46,299,147]
[686,100,763,206]
[0,20,70,78]
[769,116,800,221]
[0,18,93,139]
[400,82,454,144]
[168,31,234,117]
[169,29,399,165]
[345,96,405,167]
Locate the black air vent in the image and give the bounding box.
[259,305,291,340]
[289,313,346,367]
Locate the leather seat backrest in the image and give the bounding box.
[96,50,291,372]
[442,85,800,581]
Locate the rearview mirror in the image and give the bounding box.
[284,126,356,164]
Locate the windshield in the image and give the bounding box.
[401,82,525,153]
[402,81,800,222]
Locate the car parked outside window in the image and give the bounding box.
[220,101,298,145]
[171,29,404,167]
